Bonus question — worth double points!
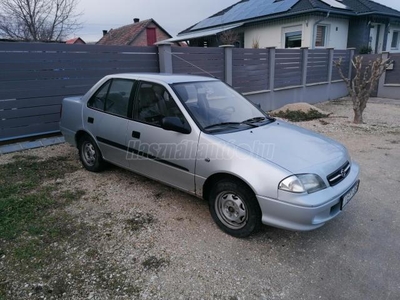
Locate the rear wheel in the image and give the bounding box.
[78,135,105,172]
[209,179,262,238]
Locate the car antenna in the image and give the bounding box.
[167,50,217,79]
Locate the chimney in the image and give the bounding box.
[102,30,108,36]
[134,18,140,23]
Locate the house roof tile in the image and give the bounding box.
[97,19,152,45]
[97,19,172,45]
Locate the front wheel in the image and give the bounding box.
[209,179,262,238]
[78,135,105,172]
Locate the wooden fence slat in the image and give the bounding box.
[0,53,158,63]
[0,77,99,92]
[233,64,269,72]
[0,122,60,141]
[172,48,224,54]
[0,66,158,81]
[233,60,268,66]
[0,42,157,53]
[0,88,89,100]
[0,113,60,128]
[0,105,60,119]
[0,59,159,71]
[0,96,62,109]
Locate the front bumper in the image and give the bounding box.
[257,161,360,231]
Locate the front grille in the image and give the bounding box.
[327,161,351,186]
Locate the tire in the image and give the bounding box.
[78,135,105,172]
[209,179,262,238]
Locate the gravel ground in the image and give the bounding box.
[0,97,399,299]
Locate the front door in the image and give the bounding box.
[369,23,385,54]
[126,81,199,193]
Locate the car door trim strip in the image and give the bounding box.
[96,136,189,172]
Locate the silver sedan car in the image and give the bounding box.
[60,73,360,237]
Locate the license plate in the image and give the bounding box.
[341,180,360,210]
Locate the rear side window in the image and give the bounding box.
[87,81,110,110]
[88,79,135,118]
[105,79,134,117]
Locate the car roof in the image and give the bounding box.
[106,73,219,84]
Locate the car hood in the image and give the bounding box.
[215,121,347,173]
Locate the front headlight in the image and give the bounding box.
[279,174,326,194]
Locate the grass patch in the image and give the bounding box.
[0,155,80,240]
[0,154,87,271]
[142,256,169,270]
[0,286,7,300]
[125,213,154,232]
[271,108,329,122]
[0,153,146,298]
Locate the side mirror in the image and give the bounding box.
[161,117,191,134]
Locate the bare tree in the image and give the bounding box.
[218,30,239,45]
[0,0,82,41]
[334,55,392,124]
[252,37,260,49]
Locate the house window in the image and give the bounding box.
[285,31,302,48]
[146,28,156,46]
[315,25,327,47]
[391,31,399,49]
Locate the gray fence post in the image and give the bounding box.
[348,48,356,79]
[267,47,276,91]
[327,48,334,99]
[378,52,389,97]
[219,45,234,85]
[301,47,308,101]
[157,42,173,73]
[267,47,276,109]
[327,48,334,83]
[301,47,309,86]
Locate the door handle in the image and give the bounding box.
[132,131,141,139]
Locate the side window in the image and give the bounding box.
[87,81,111,110]
[136,82,186,126]
[104,79,135,117]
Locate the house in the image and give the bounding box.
[65,37,86,44]
[97,18,175,46]
[165,0,400,54]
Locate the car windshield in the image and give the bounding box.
[172,80,272,132]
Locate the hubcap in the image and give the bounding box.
[83,142,96,166]
[215,192,248,229]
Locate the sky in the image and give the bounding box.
[73,0,400,43]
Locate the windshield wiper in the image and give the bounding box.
[239,117,267,127]
[204,117,272,131]
[204,122,242,130]
[241,116,275,126]
[241,117,266,124]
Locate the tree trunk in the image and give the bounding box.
[334,55,391,125]
[353,107,364,124]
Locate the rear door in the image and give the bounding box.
[83,78,136,168]
[126,80,199,193]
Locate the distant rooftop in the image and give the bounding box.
[97,18,172,46]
